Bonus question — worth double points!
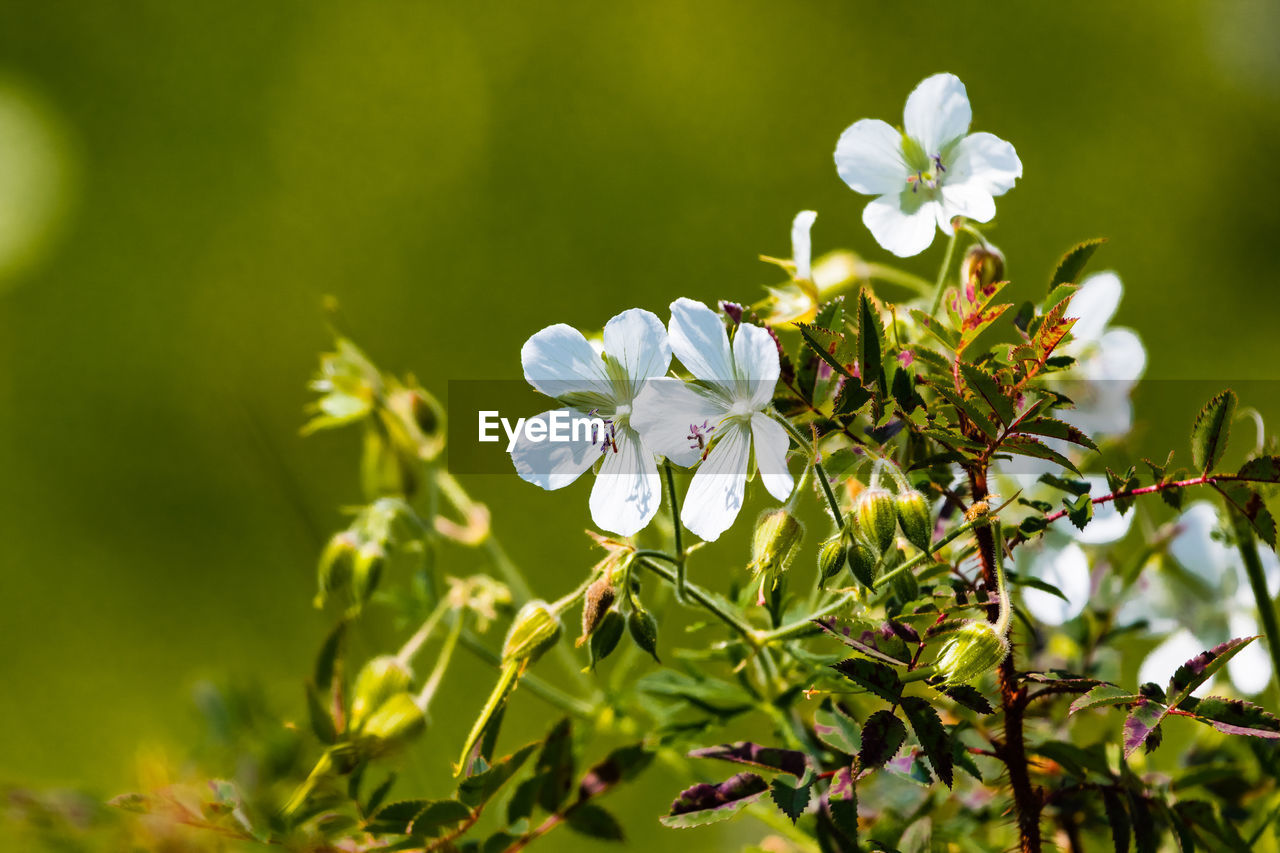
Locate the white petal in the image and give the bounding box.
[509,407,601,490]
[1227,612,1272,695]
[834,119,909,195]
[750,413,794,501]
[903,73,971,155]
[589,425,661,537]
[791,210,817,280]
[939,180,996,226]
[1169,502,1236,586]
[1019,539,1091,626]
[949,132,1022,196]
[1069,476,1134,545]
[631,377,728,467]
[1085,328,1146,383]
[680,422,751,542]
[1067,272,1123,344]
[863,193,939,258]
[1139,630,1216,695]
[732,323,780,409]
[602,308,671,399]
[668,298,735,390]
[521,323,610,400]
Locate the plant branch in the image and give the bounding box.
[634,557,760,646]
[663,460,689,603]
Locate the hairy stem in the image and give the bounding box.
[929,227,960,316]
[634,557,760,645]
[970,467,1041,853]
[663,460,688,603]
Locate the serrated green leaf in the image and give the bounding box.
[1069,683,1140,715]
[959,363,1015,426]
[1237,455,1280,484]
[813,704,862,756]
[534,718,575,813]
[1016,416,1098,451]
[565,802,625,841]
[1106,465,1141,515]
[859,289,885,392]
[901,697,953,788]
[1065,492,1094,531]
[457,742,538,808]
[660,773,770,828]
[1102,788,1132,853]
[1218,483,1277,548]
[1003,435,1080,474]
[859,710,907,769]
[832,658,903,703]
[1168,636,1258,708]
[687,742,807,778]
[1050,238,1106,288]
[1192,390,1237,473]
[769,771,814,823]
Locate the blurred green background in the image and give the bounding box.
[2,0,1279,846]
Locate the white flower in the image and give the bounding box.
[834,73,1022,258]
[1060,272,1147,439]
[1015,535,1092,626]
[632,298,794,542]
[510,308,671,537]
[791,210,817,281]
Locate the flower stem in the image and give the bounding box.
[814,459,844,528]
[752,517,984,645]
[457,629,596,717]
[396,597,450,667]
[1229,511,1280,705]
[928,226,960,316]
[634,557,760,645]
[991,519,1012,636]
[663,460,688,603]
[416,609,465,713]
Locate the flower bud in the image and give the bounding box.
[960,244,1004,289]
[628,608,661,663]
[352,541,386,605]
[750,509,804,586]
[846,534,878,589]
[935,621,1010,686]
[817,535,846,586]
[587,609,625,670]
[502,600,562,666]
[315,531,359,608]
[895,490,933,553]
[855,488,898,553]
[387,386,446,461]
[350,655,414,729]
[577,578,617,647]
[359,692,426,755]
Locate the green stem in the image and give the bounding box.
[417,610,465,713]
[634,557,760,646]
[457,629,596,718]
[1229,512,1280,705]
[992,519,1012,636]
[752,517,983,646]
[663,460,688,603]
[814,459,844,528]
[862,261,934,295]
[928,227,960,316]
[396,597,450,667]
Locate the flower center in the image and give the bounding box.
[687,420,715,459]
[906,153,947,194]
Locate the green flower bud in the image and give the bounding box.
[350,655,414,730]
[960,243,1004,289]
[577,578,617,647]
[817,535,847,586]
[352,541,386,605]
[935,621,1010,686]
[750,509,804,587]
[315,531,359,608]
[359,691,426,755]
[586,609,625,670]
[502,600,561,666]
[387,385,446,462]
[895,490,933,553]
[855,488,898,553]
[628,608,661,663]
[846,534,878,589]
